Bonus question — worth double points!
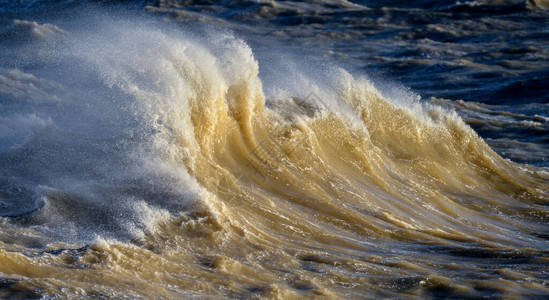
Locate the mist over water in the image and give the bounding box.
[0,1,548,299]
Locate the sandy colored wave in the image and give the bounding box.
[0,18,547,299]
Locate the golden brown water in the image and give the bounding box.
[0,18,548,299]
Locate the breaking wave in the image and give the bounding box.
[0,15,547,298]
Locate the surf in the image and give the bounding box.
[0,13,548,298]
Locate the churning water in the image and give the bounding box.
[0,1,548,298]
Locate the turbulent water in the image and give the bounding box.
[0,1,548,299]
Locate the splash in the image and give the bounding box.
[0,14,548,299]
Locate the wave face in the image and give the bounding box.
[0,9,548,300]
[143,0,549,168]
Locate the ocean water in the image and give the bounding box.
[0,0,548,298]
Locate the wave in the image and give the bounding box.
[0,15,548,298]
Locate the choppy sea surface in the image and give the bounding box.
[0,0,548,298]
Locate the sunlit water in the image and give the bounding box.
[0,1,548,298]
